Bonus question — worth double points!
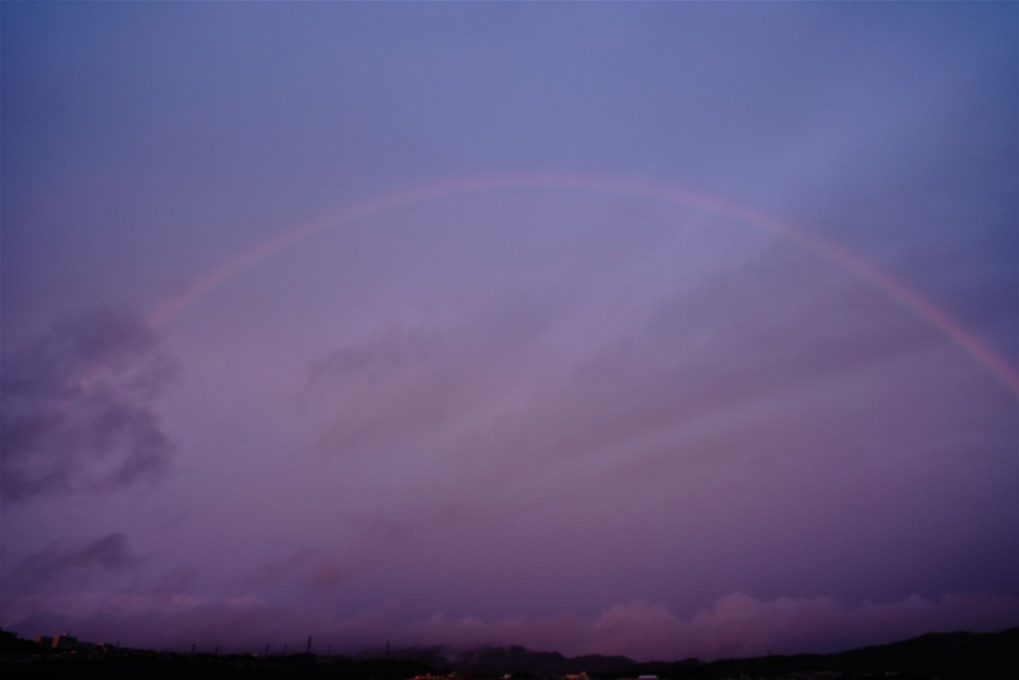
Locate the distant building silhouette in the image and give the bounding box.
[52,633,79,649]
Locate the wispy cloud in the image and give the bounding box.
[5,532,141,595]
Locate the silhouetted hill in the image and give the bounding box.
[352,629,1019,679]
[603,628,1019,679]
[2,627,1016,679]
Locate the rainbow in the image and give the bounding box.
[144,172,1018,395]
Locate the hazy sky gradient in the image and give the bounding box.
[2,1,1017,660]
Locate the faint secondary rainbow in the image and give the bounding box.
[145,172,1018,394]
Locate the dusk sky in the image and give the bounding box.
[2,1,1017,661]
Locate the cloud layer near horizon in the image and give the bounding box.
[4,589,1016,661]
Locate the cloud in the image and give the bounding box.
[1,308,179,504]
[391,593,1019,660]
[150,565,203,596]
[5,533,141,595]
[301,239,944,477]
[246,547,348,592]
[3,590,1016,660]
[304,301,563,460]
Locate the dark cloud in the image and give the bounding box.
[310,327,429,382]
[247,547,349,592]
[5,532,140,595]
[1,309,179,504]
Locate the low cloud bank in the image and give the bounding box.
[4,590,1016,660]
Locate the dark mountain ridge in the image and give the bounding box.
[603,628,1019,679]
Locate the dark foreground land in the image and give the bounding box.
[1,627,1016,680]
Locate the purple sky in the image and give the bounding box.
[2,1,1017,661]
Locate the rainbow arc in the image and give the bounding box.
[141,172,1017,395]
